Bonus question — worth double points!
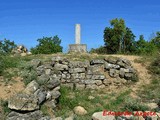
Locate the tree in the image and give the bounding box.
[110,18,126,52]
[104,18,136,54]
[30,36,63,54]
[104,27,118,53]
[151,31,160,49]
[135,35,157,55]
[123,27,136,53]
[0,38,17,54]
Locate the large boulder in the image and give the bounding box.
[6,110,47,120]
[8,93,39,111]
[92,112,116,120]
[73,106,87,115]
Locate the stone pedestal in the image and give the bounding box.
[69,44,87,53]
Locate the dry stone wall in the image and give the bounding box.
[6,56,138,120]
[37,56,138,90]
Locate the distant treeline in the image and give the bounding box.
[90,18,160,55]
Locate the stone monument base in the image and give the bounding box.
[69,44,87,53]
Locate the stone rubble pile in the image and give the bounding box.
[11,45,31,56]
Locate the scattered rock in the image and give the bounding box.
[51,117,63,120]
[92,111,116,120]
[146,103,159,110]
[73,106,87,115]
[88,96,95,100]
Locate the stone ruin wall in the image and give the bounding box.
[36,56,138,90]
[6,56,138,120]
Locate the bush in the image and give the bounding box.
[90,46,107,54]
[30,36,63,54]
[0,55,20,75]
[19,62,37,86]
[123,98,148,112]
[0,39,17,54]
[148,54,160,74]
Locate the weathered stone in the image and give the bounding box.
[75,84,85,90]
[95,80,103,86]
[62,73,66,79]
[104,57,117,64]
[46,77,60,89]
[24,80,39,94]
[52,56,64,63]
[54,63,68,71]
[69,61,89,68]
[61,83,74,89]
[73,106,87,115]
[40,116,51,120]
[86,74,92,79]
[87,65,104,75]
[104,62,120,70]
[134,116,145,120]
[36,65,45,76]
[146,103,159,110]
[45,69,52,75]
[124,73,133,80]
[66,74,71,79]
[37,74,50,85]
[119,68,130,78]
[119,115,134,120]
[51,117,63,120]
[50,90,61,99]
[92,112,116,120]
[117,58,131,68]
[86,84,98,89]
[103,79,112,85]
[7,110,44,120]
[109,69,119,78]
[8,93,39,111]
[88,96,95,100]
[71,73,85,79]
[119,68,125,78]
[121,58,131,66]
[31,59,42,68]
[98,84,106,89]
[69,68,85,73]
[34,88,47,104]
[81,80,96,85]
[90,59,104,65]
[145,114,158,120]
[92,75,105,80]
[45,99,57,109]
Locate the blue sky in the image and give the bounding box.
[0,0,160,52]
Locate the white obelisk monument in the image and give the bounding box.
[69,24,87,53]
[75,24,81,44]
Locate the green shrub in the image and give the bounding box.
[149,54,160,74]
[30,36,63,54]
[0,55,20,75]
[0,99,11,114]
[123,98,148,112]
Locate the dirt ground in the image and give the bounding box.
[106,55,152,98]
[0,76,24,100]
